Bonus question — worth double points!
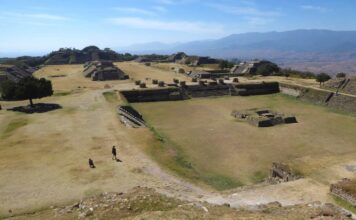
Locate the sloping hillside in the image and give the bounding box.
[123,30,356,75]
[8,187,351,220]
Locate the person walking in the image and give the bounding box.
[112,146,117,160]
[88,158,95,168]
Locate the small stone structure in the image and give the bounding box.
[187,71,212,79]
[83,61,128,81]
[269,163,301,183]
[118,106,145,128]
[231,108,297,127]
[230,60,272,75]
[330,178,356,206]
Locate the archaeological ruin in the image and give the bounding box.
[120,81,280,103]
[118,105,145,128]
[83,61,128,81]
[330,178,356,206]
[231,108,298,127]
[269,163,301,183]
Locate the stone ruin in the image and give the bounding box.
[231,108,297,127]
[269,163,301,183]
[330,178,356,206]
[83,61,129,81]
[118,106,145,128]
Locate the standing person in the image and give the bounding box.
[112,146,117,160]
[88,158,95,168]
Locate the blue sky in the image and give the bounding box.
[1,0,356,55]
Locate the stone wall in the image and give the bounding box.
[330,179,356,206]
[279,83,356,115]
[120,87,185,103]
[183,84,232,97]
[120,82,282,103]
[234,82,280,96]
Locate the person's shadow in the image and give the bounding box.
[116,158,122,162]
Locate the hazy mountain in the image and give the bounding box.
[122,30,356,75]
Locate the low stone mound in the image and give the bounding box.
[231,108,297,127]
[8,103,62,114]
[269,162,301,183]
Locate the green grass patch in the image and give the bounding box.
[202,173,243,191]
[331,195,356,214]
[250,171,267,183]
[61,107,77,114]
[53,91,72,97]
[145,122,242,191]
[103,91,118,103]
[2,118,29,138]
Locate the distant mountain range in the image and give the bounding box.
[121,30,356,75]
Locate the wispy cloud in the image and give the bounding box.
[113,7,158,16]
[207,3,280,17]
[207,3,280,26]
[300,5,328,12]
[108,17,224,34]
[5,12,68,21]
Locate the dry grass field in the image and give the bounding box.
[0,62,199,217]
[133,94,356,189]
[0,62,355,217]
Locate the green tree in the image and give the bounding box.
[316,73,331,86]
[336,72,346,78]
[0,77,53,107]
[219,60,234,69]
[256,62,280,76]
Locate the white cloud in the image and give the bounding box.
[5,12,68,21]
[207,3,280,17]
[109,17,224,34]
[300,5,328,12]
[113,7,158,16]
[207,3,279,26]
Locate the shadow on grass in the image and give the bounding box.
[8,103,62,114]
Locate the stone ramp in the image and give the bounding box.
[118,106,145,128]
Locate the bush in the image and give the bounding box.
[316,73,331,86]
[256,62,280,76]
[0,77,53,106]
[336,72,346,78]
